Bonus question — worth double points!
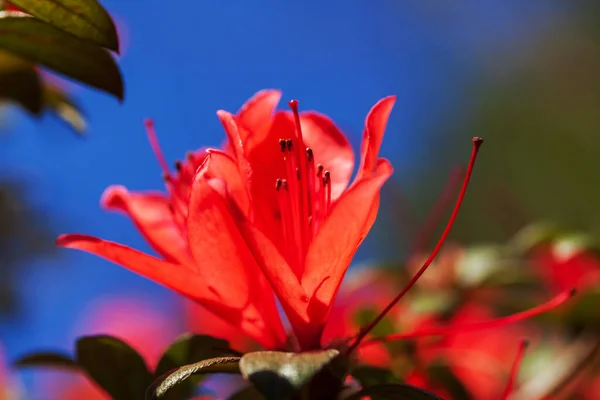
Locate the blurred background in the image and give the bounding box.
[1,0,599,398]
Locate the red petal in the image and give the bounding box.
[101,186,193,266]
[57,234,284,348]
[236,219,309,322]
[187,173,286,345]
[202,150,251,214]
[296,111,354,200]
[216,111,253,196]
[303,159,393,321]
[236,89,281,142]
[56,234,209,301]
[356,96,396,181]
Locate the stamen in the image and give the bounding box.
[501,339,529,400]
[288,100,314,260]
[347,137,484,354]
[276,179,291,261]
[316,164,324,177]
[288,100,304,142]
[144,119,171,176]
[306,148,317,237]
[323,171,332,216]
[280,138,287,153]
[359,289,574,347]
[283,140,304,265]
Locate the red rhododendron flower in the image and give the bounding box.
[530,240,600,292]
[409,303,532,400]
[57,90,395,350]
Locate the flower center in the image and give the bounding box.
[275,100,332,275]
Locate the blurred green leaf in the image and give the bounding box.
[0,180,56,315]
[149,356,240,400]
[42,82,87,134]
[155,334,238,378]
[238,349,340,400]
[344,383,443,400]
[355,308,397,338]
[14,352,78,369]
[0,12,123,100]
[8,0,119,51]
[426,362,473,400]
[153,334,238,400]
[352,365,401,387]
[0,49,42,113]
[76,335,152,400]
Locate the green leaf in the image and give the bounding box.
[42,82,87,134]
[155,334,238,378]
[76,335,152,400]
[352,365,401,387]
[153,334,239,400]
[344,383,443,400]
[0,12,124,100]
[509,224,560,255]
[14,351,78,369]
[238,349,340,400]
[148,356,241,400]
[8,0,119,51]
[426,362,472,400]
[0,49,42,114]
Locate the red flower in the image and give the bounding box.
[530,240,600,292]
[410,303,532,400]
[57,90,395,351]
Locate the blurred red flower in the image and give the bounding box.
[48,297,180,400]
[531,240,600,292]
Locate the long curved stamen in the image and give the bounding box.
[144,119,171,176]
[501,339,530,400]
[347,137,484,354]
[359,289,574,347]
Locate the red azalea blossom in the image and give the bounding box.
[531,240,600,292]
[50,297,179,400]
[409,304,532,400]
[57,90,395,351]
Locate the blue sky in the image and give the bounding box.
[0,0,561,380]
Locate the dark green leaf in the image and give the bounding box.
[148,356,240,400]
[352,365,401,387]
[427,362,472,400]
[8,0,119,51]
[344,383,443,400]
[76,335,152,400]
[0,49,42,113]
[0,12,124,100]
[238,349,340,400]
[154,334,239,400]
[155,334,238,378]
[14,351,78,369]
